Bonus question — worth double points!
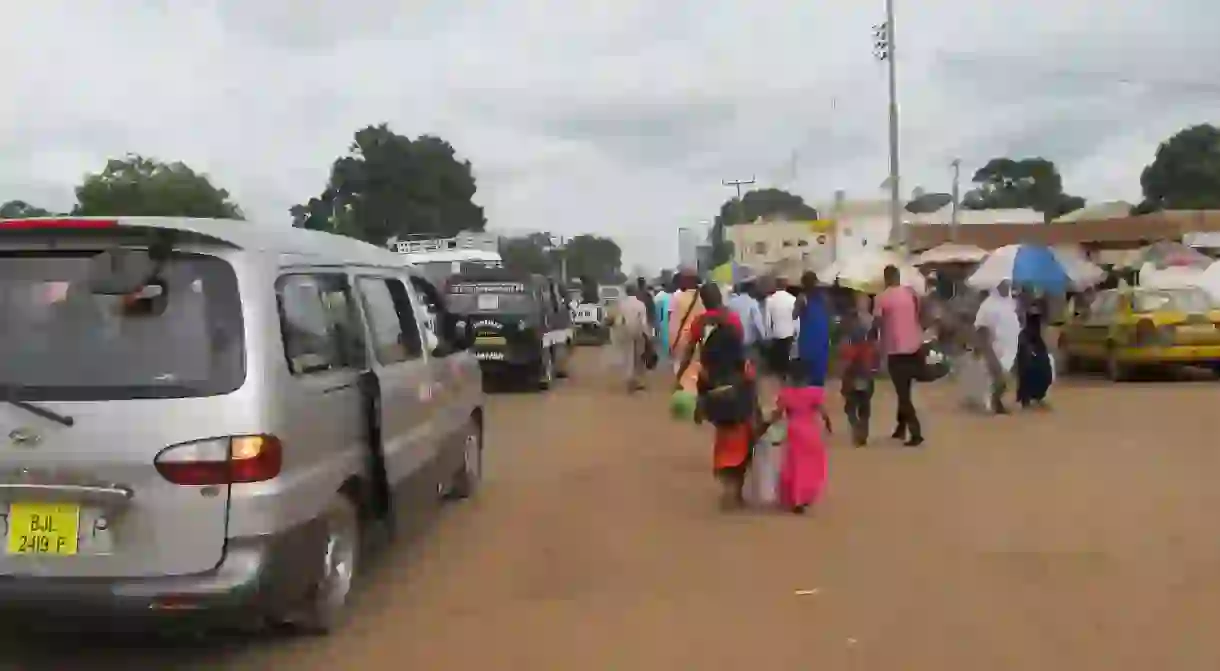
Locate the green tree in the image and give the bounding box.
[499,232,555,276]
[498,232,624,284]
[1134,124,1220,214]
[709,188,820,266]
[0,200,54,218]
[73,154,243,219]
[960,157,1085,222]
[563,234,623,284]
[293,124,486,245]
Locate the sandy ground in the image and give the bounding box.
[4,351,1220,670]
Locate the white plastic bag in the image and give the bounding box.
[957,352,993,413]
[745,421,785,506]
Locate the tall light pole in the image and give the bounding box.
[548,234,568,284]
[874,4,901,248]
[950,158,962,236]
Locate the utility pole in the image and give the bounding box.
[873,4,901,249]
[720,177,756,267]
[950,158,962,238]
[722,176,757,224]
[719,177,756,271]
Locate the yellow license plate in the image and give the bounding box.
[6,502,80,556]
[476,336,506,346]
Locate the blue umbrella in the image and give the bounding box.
[967,244,1076,292]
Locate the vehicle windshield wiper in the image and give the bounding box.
[3,396,75,427]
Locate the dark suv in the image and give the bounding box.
[445,268,573,390]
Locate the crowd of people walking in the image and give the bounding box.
[608,265,1058,513]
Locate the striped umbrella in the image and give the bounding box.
[967,244,1102,292]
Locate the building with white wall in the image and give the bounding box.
[725,218,835,275]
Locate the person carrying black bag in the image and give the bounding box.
[873,265,927,447]
[675,284,758,509]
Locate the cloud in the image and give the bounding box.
[1,0,1218,269]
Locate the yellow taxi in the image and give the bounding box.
[1060,287,1220,381]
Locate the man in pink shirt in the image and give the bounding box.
[873,265,925,446]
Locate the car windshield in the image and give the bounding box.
[446,281,536,314]
[1132,289,1213,314]
[0,251,245,401]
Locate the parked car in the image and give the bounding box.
[1060,286,1220,380]
[571,301,610,345]
[445,267,574,389]
[0,216,484,633]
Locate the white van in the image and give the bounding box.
[0,217,484,633]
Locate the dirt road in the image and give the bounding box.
[5,353,1220,669]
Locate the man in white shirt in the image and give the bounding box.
[763,279,797,374]
[613,286,652,392]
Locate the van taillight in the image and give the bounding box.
[154,435,283,486]
[0,218,118,230]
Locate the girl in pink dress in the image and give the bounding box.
[772,367,830,514]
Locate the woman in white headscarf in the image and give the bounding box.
[973,280,1021,414]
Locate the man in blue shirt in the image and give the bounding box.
[727,280,767,368]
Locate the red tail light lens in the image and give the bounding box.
[154,435,283,486]
[0,218,118,230]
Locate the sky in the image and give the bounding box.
[2,1,1219,271]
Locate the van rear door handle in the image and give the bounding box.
[0,483,134,507]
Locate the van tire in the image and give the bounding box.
[537,350,555,390]
[290,494,361,635]
[446,419,483,500]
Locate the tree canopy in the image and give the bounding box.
[499,232,624,284]
[0,200,54,218]
[709,188,820,266]
[291,124,486,246]
[1134,123,1220,214]
[499,233,555,276]
[72,154,244,219]
[960,157,1085,222]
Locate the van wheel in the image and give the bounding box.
[446,420,483,500]
[290,494,360,635]
[537,350,555,390]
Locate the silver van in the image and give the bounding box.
[0,217,484,633]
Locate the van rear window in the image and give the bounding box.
[0,251,245,401]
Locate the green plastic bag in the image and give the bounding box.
[669,389,698,421]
